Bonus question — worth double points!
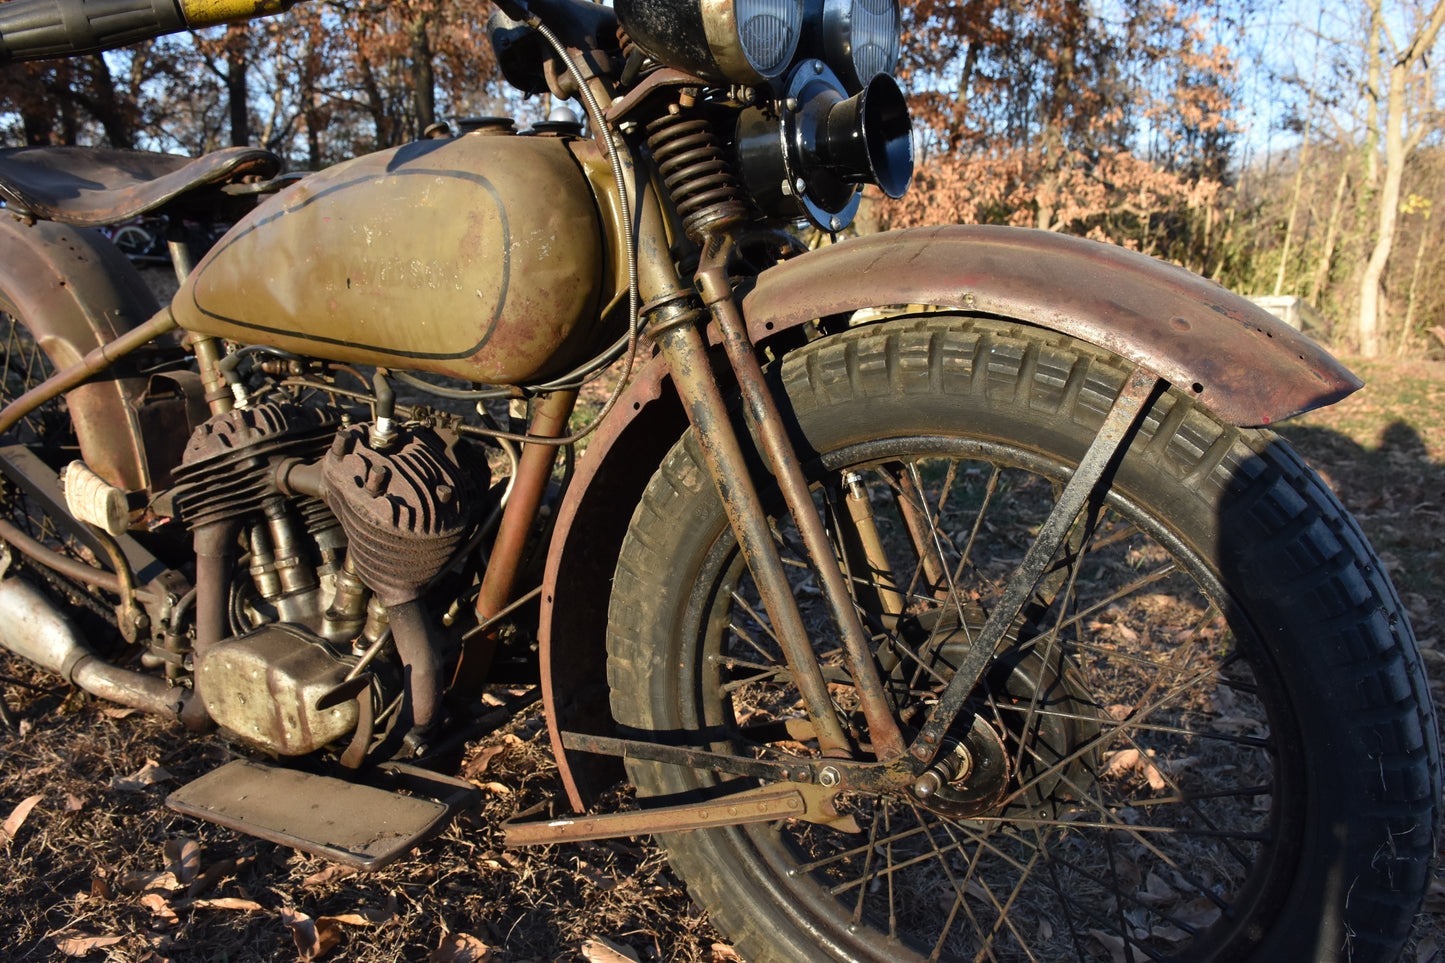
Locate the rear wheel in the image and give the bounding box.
[606,315,1438,962]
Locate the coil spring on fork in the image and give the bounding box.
[645,110,747,242]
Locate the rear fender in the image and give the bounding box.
[540,223,1360,809]
[0,215,161,492]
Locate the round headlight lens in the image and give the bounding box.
[735,0,804,78]
[615,0,803,84]
[820,0,899,91]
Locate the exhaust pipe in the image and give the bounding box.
[0,575,187,721]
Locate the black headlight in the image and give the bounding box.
[616,0,803,83]
[805,0,900,92]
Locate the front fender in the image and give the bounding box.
[539,223,1359,809]
[744,224,1358,427]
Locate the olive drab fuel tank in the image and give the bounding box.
[170,129,609,385]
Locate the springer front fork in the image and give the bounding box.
[641,224,1161,791]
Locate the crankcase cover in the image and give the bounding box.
[172,133,606,385]
[196,623,358,756]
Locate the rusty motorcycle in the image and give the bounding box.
[0,0,1438,959]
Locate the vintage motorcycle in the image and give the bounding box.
[0,0,1438,959]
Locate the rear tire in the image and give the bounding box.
[606,315,1439,962]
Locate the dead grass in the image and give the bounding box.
[0,667,730,962]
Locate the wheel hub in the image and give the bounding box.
[909,715,1011,817]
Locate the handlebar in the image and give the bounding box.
[0,0,296,63]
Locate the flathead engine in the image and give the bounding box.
[166,400,486,758]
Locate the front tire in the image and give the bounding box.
[606,315,1438,962]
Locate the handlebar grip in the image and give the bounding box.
[0,0,184,61]
[0,0,299,63]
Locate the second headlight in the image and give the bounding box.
[804,0,900,92]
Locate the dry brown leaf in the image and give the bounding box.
[320,913,372,927]
[282,907,343,961]
[90,878,114,900]
[1138,870,1177,906]
[140,892,180,926]
[54,931,125,956]
[187,856,244,899]
[462,744,508,779]
[2,793,42,842]
[301,864,356,889]
[1151,923,1192,943]
[1415,934,1439,962]
[1087,929,1130,963]
[164,838,201,884]
[581,937,642,962]
[192,897,264,911]
[101,706,139,719]
[428,932,495,962]
[1172,896,1223,930]
[63,793,84,812]
[1102,748,1168,791]
[112,760,173,792]
[471,780,512,795]
[120,870,181,893]
[705,944,742,962]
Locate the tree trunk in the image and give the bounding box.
[1355,0,1445,357]
[1309,161,1351,305]
[1400,215,1433,354]
[409,14,435,138]
[226,24,249,147]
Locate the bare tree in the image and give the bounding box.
[1356,0,1445,356]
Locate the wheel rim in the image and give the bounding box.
[671,436,1302,962]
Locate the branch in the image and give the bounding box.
[1400,0,1445,69]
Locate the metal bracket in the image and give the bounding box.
[911,368,1162,763]
[504,783,811,846]
[561,730,815,783]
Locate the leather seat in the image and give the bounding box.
[0,145,281,226]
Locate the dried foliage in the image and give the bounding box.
[0,676,729,962]
[885,0,1238,275]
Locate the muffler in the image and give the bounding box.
[0,574,186,720]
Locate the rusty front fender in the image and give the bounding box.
[539,223,1359,810]
[744,224,1358,427]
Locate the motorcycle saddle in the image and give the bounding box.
[0,144,280,227]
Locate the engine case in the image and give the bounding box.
[196,623,358,755]
[171,131,609,385]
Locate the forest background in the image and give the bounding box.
[0,0,1442,358]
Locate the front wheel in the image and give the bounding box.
[606,315,1438,962]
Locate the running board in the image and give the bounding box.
[167,758,479,870]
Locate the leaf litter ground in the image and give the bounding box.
[2,355,1443,963]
